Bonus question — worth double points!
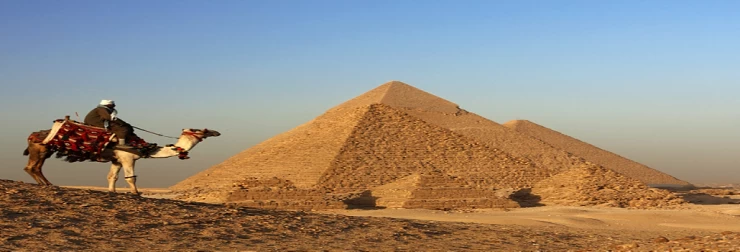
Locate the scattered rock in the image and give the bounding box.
[652,236,670,243]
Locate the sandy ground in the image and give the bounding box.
[0,184,720,251]
[323,205,740,233]
[70,185,740,233]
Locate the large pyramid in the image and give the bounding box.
[171,81,687,209]
[503,120,691,187]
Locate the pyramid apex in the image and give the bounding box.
[379,80,411,88]
[328,80,460,114]
[386,80,409,84]
[379,81,461,114]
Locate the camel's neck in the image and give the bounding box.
[147,134,201,158]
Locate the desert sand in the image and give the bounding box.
[0,181,737,251]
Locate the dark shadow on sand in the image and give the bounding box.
[678,192,740,205]
[510,188,545,208]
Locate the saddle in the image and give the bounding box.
[28,118,157,162]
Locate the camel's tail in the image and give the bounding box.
[23,148,29,156]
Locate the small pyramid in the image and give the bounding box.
[503,120,691,187]
[223,177,353,210]
[371,174,420,208]
[532,166,686,209]
[372,172,521,209]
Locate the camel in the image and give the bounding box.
[23,118,221,195]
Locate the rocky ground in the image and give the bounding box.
[2,179,740,251]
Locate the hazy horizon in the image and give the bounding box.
[1,1,738,188]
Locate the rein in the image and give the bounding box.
[130,125,209,160]
[132,126,180,139]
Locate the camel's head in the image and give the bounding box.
[182,128,221,141]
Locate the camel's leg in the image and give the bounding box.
[107,161,122,193]
[24,162,43,185]
[120,158,140,196]
[33,153,53,186]
[24,146,44,184]
[23,143,49,185]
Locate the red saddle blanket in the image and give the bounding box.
[28,119,155,162]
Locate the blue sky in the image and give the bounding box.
[1,0,738,187]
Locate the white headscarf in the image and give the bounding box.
[99,100,118,121]
[99,99,115,106]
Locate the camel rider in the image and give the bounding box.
[84,100,137,146]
